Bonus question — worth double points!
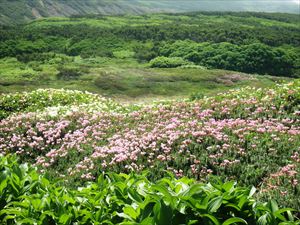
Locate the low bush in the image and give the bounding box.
[0,154,299,225]
[149,56,192,68]
[113,50,135,59]
[56,66,82,80]
[94,72,128,91]
[0,89,102,120]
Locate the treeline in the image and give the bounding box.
[150,41,298,76]
[7,22,300,47]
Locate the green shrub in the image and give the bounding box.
[0,89,101,120]
[113,50,135,59]
[159,41,298,76]
[190,92,205,101]
[94,71,128,91]
[56,66,82,80]
[134,43,158,62]
[149,56,192,68]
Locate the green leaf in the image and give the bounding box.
[248,186,256,198]
[222,181,236,192]
[59,214,72,225]
[274,208,296,222]
[188,220,199,225]
[269,200,279,213]
[141,201,156,219]
[19,218,37,224]
[208,196,223,213]
[257,213,270,225]
[31,198,42,211]
[123,205,139,220]
[152,184,174,205]
[153,200,173,225]
[140,217,155,225]
[225,203,240,211]
[222,217,248,225]
[202,214,220,225]
[128,188,143,203]
[0,179,7,193]
[237,196,248,209]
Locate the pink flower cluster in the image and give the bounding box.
[0,82,299,190]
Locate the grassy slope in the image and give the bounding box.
[1,12,297,102]
[26,13,300,29]
[0,56,288,103]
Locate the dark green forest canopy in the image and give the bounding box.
[0,12,299,76]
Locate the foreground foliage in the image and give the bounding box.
[0,155,299,225]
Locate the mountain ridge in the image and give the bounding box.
[0,0,299,25]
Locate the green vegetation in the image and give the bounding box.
[0,53,285,101]
[1,81,299,209]
[157,41,298,76]
[1,154,299,225]
[1,11,300,223]
[0,12,299,100]
[0,89,124,120]
[149,57,192,68]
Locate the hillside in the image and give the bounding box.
[0,0,299,25]
[1,4,300,223]
[0,12,299,99]
[0,81,299,224]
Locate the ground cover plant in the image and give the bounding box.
[0,80,299,213]
[0,154,299,225]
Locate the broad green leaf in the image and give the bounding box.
[153,200,173,225]
[123,205,139,220]
[222,217,248,225]
[0,179,7,193]
[128,188,143,203]
[19,218,37,224]
[208,196,223,213]
[248,186,256,198]
[140,217,155,225]
[269,200,279,213]
[202,214,220,225]
[274,208,296,222]
[59,214,72,225]
[225,203,240,211]
[222,181,236,192]
[257,213,270,225]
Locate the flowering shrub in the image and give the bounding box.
[0,80,299,209]
[0,89,125,120]
[1,155,299,225]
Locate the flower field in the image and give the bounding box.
[0,80,300,224]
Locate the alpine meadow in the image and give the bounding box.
[0,0,300,224]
